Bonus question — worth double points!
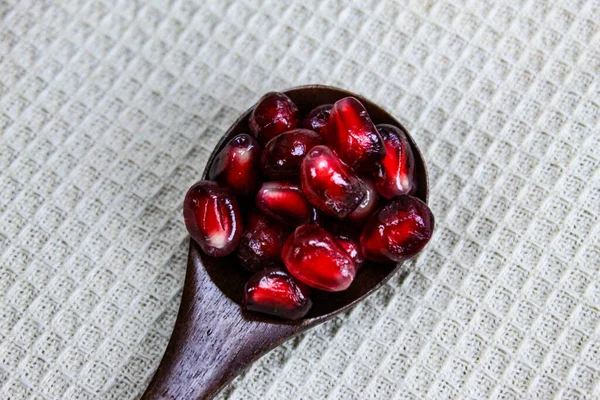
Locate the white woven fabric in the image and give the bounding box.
[1,0,599,398]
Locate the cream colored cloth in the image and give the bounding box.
[1,0,599,398]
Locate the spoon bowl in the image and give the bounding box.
[142,85,428,399]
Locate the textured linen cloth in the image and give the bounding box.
[1,0,600,398]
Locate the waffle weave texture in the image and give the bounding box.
[1,0,600,399]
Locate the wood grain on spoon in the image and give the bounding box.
[141,85,429,399]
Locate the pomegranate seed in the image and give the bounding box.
[249,92,299,142]
[372,124,417,199]
[302,104,332,137]
[208,134,261,196]
[346,177,379,224]
[300,145,367,219]
[244,267,312,320]
[327,97,385,172]
[261,128,323,180]
[282,224,357,292]
[334,234,365,270]
[183,181,243,257]
[237,212,289,272]
[256,182,315,226]
[361,195,434,262]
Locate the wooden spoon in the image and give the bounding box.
[141,85,429,399]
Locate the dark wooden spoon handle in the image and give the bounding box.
[141,243,306,400]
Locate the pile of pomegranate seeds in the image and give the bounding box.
[184,92,435,320]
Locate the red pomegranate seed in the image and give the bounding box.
[327,97,385,172]
[208,134,261,196]
[237,212,289,272]
[302,104,332,137]
[372,124,417,199]
[256,182,315,226]
[249,92,299,142]
[300,145,366,219]
[261,128,323,180]
[346,177,379,224]
[183,181,243,257]
[282,224,357,292]
[361,195,434,262]
[244,267,312,320]
[334,234,365,270]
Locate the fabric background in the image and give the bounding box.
[1,0,599,398]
